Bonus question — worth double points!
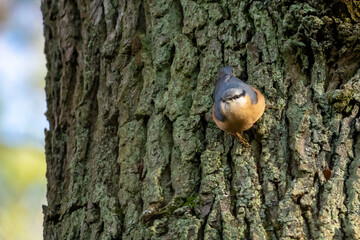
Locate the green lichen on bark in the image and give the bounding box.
[42,0,360,239]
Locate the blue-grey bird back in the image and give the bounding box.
[214,66,258,122]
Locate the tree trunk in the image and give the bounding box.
[41,0,360,239]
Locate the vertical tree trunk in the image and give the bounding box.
[42,0,360,239]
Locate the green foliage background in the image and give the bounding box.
[0,145,46,240]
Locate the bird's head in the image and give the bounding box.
[221,88,248,105]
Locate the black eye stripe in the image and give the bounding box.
[233,92,245,99]
[222,90,246,101]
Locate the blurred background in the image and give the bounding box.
[0,0,47,239]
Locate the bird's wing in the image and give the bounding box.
[231,77,258,105]
[214,68,235,122]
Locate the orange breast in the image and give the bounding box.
[212,87,265,133]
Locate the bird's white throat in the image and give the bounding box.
[222,97,247,114]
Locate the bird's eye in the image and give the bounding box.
[233,94,241,99]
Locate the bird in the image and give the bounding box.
[212,66,265,146]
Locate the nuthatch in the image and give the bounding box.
[212,66,265,145]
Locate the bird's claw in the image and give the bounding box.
[229,132,250,147]
[235,132,251,147]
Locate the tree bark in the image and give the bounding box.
[42,0,360,239]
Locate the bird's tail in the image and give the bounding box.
[219,66,233,77]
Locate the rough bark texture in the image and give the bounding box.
[42,0,360,239]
